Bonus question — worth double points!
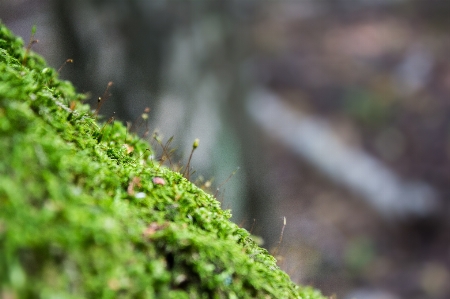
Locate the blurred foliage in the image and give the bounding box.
[343,88,393,128]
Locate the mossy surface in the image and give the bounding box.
[0,22,325,299]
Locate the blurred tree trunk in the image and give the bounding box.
[50,0,279,243]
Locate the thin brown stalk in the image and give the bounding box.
[57,59,73,73]
[23,25,38,65]
[272,217,286,257]
[183,138,199,180]
[214,167,240,198]
[94,81,113,118]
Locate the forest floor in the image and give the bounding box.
[251,3,450,298]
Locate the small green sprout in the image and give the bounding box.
[193,138,199,149]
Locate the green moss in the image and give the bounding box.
[0,22,325,299]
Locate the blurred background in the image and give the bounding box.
[2,1,450,298]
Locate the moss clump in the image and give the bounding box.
[0,22,325,299]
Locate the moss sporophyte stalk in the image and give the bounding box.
[0,22,326,298]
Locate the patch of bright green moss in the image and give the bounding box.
[0,22,325,299]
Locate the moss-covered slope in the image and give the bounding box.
[0,22,325,299]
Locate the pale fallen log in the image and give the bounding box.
[247,88,438,219]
